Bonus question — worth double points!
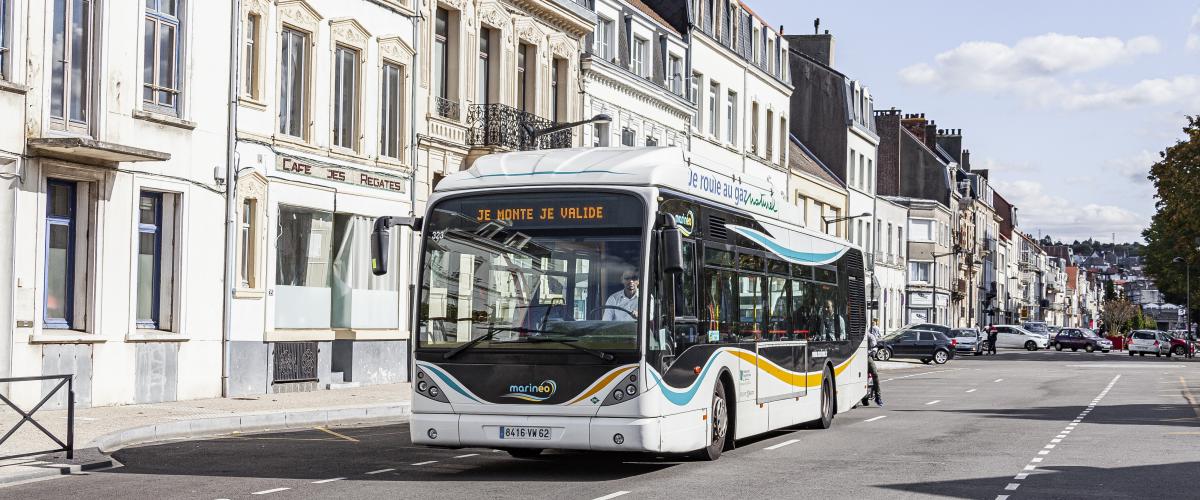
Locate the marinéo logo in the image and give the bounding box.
[503,380,557,402]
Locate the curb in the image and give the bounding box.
[0,448,115,487]
[89,401,412,453]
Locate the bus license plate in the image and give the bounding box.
[500,426,551,440]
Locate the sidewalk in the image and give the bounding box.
[0,383,411,487]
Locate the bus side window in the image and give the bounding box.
[704,268,737,343]
[767,276,789,340]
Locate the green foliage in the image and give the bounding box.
[1142,115,1200,324]
[1104,280,1116,302]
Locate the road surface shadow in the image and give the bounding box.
[878,461,1200,499]
[100,423,684,483]
[953,351,1198,363]
[893,403,1200,428]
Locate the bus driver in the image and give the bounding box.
[603,269,640,321]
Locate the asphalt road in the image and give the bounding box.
[5,350,1200,500]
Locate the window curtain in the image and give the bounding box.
[332,215,400,328]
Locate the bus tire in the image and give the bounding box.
[504,448,543,459]
[807,366,835,430]
[698,381,729,461]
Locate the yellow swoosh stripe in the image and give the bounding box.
[728,350,857,388]
[568,365,636,405]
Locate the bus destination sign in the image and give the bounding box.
[474,204,606,223]
[453,194,637,229]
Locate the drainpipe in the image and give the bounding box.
[221,0,242,397]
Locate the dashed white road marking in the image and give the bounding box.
[411,460,437,466]
[1005,483,1020,491]
[925,400,941,405]
[881,368,961,382]
[965,388,977,393]
[311,478,345,484]
[251,488,290,495]
[863,416,887,423]
[994,378,1004,382]
[592,491,631,500]
[364,468,395,475]
[453,453,479,459]
[763,439,800,450]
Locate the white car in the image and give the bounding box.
[1128,330,1171,357]
[991,324,1049,351]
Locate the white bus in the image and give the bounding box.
[372,147,869,460]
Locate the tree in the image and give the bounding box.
[1104,280,1117,302]
[1142,115,1200,324]
[1102,299,1138,335]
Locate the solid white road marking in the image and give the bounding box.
[863,416,887,423]
[454,453,479,459]
[411,461,437,466]
[251,488,290,495]
[311,478,345,484]
[364,468,395,475]
[764,439,801,450]
[925,400,941,405]
[592,491,631,500]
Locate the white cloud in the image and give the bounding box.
[898,33,1200,110]
[994,180,1146,242]
[1105,150,1159,185]
[1189,9,1200,52]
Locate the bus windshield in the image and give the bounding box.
[418,192,644,353]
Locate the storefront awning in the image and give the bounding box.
[27,137,171,167]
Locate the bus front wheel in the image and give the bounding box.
[699,381,729,461]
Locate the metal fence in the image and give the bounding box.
[467,103,573,151]
[273,342,319,383]
[0,375,74,460]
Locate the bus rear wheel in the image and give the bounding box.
[807,366,835,429]
[699,382,729,461]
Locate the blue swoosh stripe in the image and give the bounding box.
[728,226,847,265]
[649,350,727,406]
[420,363,482,403]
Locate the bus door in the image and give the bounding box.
[757,268,806,404]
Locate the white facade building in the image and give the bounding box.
[228,0,419,395]
[873,197,908,334]
[2,0,233,406]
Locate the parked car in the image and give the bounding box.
[877,329,957,364]
[1048,326,1062,335]
[991,325,1049,351]
[900,323,953,337]
[1163,331,1195,357]
[951,328,986,355]
[1128,330,1172,357]
[1051,328,1112,353]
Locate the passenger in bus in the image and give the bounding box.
[819,299,838,341]
[603,269,640,321]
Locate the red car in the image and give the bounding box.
[1164,331,1196,357]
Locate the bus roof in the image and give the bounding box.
[438,147,803,228]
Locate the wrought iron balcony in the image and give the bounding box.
[434,96,460,121]
[467,103,573,151]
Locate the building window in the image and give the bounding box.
[909,261,932,283]
[50,0,95,132]
[867,158,874,193]
[632,37,647,77]
[380,61,405,160]
[909,219,934,242]
[0,0,11,80]
[279,26,308,138]
[595,17,612,60]
[646,135,657,146]
[243,12,260,99]
[779,117,787,164]
[476,27,492,104]
[144,0,183,114]
[765,109,774,160]
[551,57,566,121]
[516,43,531,112]
[333,45,359,150]
[44,180,78,329]
[136,191,177,331]
[239,198,257,288]
[858,153,866,189]
[726,90,737,145]
[669,54,682,94]
[690,72,701,130]
[750,102,759,154]
[593,122,609,147]
[707,81,718,136]
[621,127,635,146]
[848,149,856,185]
[433,7,450,104]
[275,206,334,329]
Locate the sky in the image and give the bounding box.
[751,0,1200,243]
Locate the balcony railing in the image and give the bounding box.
[434,96,460,121]
[467,103,572,151]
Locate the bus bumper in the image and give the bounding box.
[410,410,706,453]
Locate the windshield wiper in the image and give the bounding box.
[443,325,502,360]
[498,337,615,361]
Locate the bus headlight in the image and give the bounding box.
[612,389,625,401]
[428,386,440,398]
[625,384,637,396]
[417,381,428,392]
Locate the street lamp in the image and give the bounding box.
[930,251,955,325]
[522,113,612,150]
[822,211,871,234]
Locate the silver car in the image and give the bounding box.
[951,328,985,355]
[1128,330,1171,357]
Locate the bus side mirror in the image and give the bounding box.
[372,216,422,276]
[662,225,684,275]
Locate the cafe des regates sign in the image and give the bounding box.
[276,156,406,194]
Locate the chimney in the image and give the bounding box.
[784,32,836,67]
[961,149,971,170]
[923,121,938,151]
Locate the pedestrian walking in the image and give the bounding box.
[986,325,998,355]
